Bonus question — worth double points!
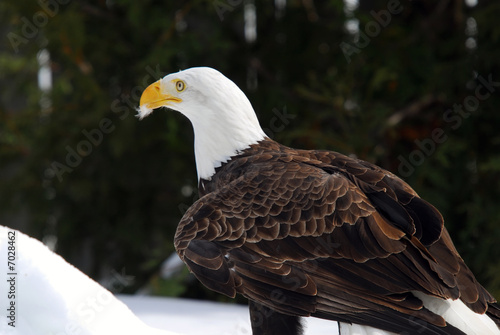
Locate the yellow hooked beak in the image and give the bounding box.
[138,80,182,119]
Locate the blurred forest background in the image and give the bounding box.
[1,0,500,302]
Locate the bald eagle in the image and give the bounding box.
[138,67,500,335]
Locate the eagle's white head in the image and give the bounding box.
[138,67,266,180]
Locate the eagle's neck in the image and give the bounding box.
[189,108,266,181]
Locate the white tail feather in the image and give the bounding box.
[413,291,500,335]
[331,292,500,335]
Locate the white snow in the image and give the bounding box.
[0,226,176,335]
[119,294,339,335]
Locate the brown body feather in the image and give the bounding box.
[174,138,499,335]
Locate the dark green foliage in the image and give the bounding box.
[1,0,499,299]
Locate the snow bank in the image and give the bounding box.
[0,226,176,335]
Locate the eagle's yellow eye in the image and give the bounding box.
[176,80,186,92]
